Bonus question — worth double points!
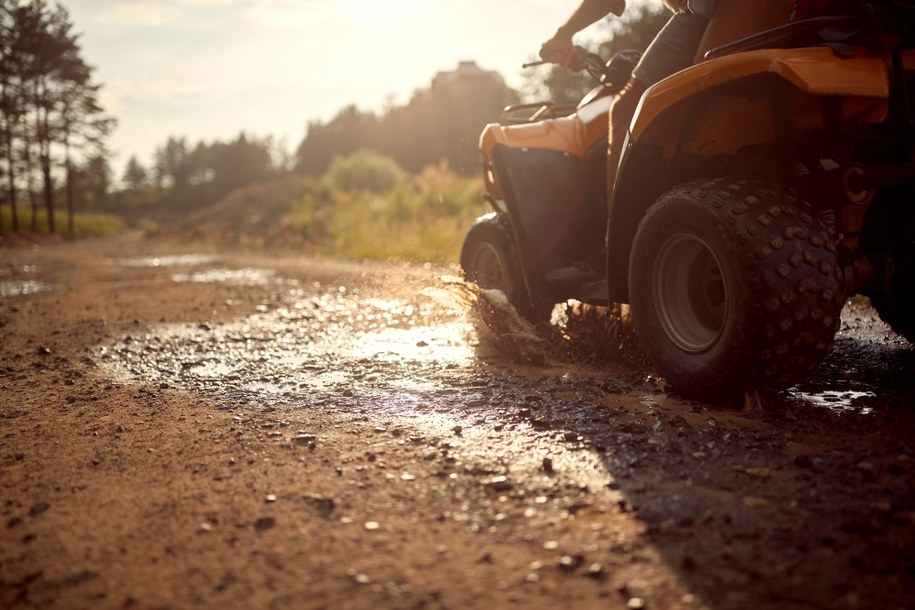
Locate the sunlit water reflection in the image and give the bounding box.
[792,390,876,414]
[113,254,219,267]
[0,280,51,298]
[172,268,281,284]
[0,264,50,298]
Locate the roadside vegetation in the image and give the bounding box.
[305,151,486,263]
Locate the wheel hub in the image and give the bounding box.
[653,234,728,353]
[471,243,507,291]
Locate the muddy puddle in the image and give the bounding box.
[0,263,51,298]
[94,260,912,426]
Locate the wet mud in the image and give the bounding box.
[1,236,913,610]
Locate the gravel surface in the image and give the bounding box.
[1,233,913,610]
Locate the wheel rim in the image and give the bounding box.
[653,234,728,353]
[470,243,509,292]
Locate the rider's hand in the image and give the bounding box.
[539,30,575,67]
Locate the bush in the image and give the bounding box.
[323,149,408,193]
[326,161,486,263]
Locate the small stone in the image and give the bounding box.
[304,495,336,518]
[745,467,771,479]
[364,521,380,531]
[198,522,212,533]
[558,554,583,571]
[543,540,559,551]
[28,502,50,517]
[542,457,554,473]
[486,476,511,492]
[743,496,769,508]
[400,473,416,481]
[293,433,316,446]
[265,494,277,503]
[627,598,646,609]
[587,563,605,578]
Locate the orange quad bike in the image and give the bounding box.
[461,1,915,399]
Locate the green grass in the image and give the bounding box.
[0,206,129,237]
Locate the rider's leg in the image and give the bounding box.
[547,10,717,286]
[607,10,711,207]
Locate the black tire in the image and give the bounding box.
[460,213,531,310]
[860,189,915,343]
[628,178,846,399]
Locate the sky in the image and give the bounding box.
[64,0,626,178]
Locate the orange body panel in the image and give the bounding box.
[479,95,613,159]
[630,47,893,142]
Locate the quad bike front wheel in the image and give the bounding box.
[628,178,847,399]
[460,213,536,314]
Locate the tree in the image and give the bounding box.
[122,155,148,191]
[294,62,517,177]
[0,0,115,234]
[154,137,192,192]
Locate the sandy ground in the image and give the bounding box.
[1,233,914,610]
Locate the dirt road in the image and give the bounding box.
[1,234,913,610]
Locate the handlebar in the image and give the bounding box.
[524,46,640,96]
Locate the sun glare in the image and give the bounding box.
[332,0,426,21]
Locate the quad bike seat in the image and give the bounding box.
[706,2,912,59]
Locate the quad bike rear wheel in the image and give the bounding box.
[628,178,847,399]
[860,188,915,343]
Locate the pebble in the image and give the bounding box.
[486,476,512,492]
[293,433,316,445]
[364,521,380,531]
[742,496,770,508]
[29,502,50,517]
[745,467,772,479]
[558,554,583,571]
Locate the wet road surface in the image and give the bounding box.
[2,239,914,609]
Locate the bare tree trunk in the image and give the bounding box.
[4,150,17,231]
[38,83,55,234]
[41,149,54,233]
[64,138,74,235]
